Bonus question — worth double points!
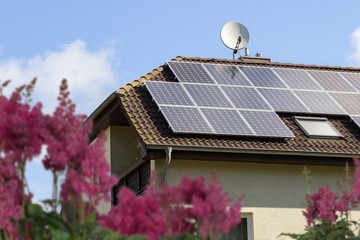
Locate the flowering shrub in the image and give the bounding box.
[101,175,243,240]
[281,161,360,240]
[0,79,243,240]
[0,79,119,239]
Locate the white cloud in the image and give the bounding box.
[349,27,360,67]
[0,40,120,201]
[0,40,118,115]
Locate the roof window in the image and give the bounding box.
[294,116,342,139]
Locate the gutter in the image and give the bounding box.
[145,143,360,158]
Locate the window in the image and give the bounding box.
[220,214,253,240]
[294,116,342,139]
[112,162,150,205]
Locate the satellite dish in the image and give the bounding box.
[220,22,250,56]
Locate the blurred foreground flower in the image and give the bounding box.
[101,175,243,240]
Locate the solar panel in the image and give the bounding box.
[258,88,309,113]
[221,86,271,110]
[329,93,360,115]
[294,91,346,114]
[203,64,251,86]
[167,62,215,84]
[351,115,360,128]
[241,67,287,88]
[340,73,360,92]
[201,108,254,135]
[307,71,356,92]
[145,81,194,106]
[273,68,322,90]
[159,106,213,134]
[183,84,232,108]
[159,61,360,137]
[240,110,294,137]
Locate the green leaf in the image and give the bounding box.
[85,212,97,224]
[125,234,148,240]
[51,229,72,240]
[101,232,121,240]
[62,201,75,223]
[27,203,43,215]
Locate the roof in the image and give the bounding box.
[91,56,360,163]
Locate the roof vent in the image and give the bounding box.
[241,54,271,62]
[244,48,250,56]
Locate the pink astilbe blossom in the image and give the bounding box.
[101,174,243,239]
[302,185,357,226]
[144,182,194,236]
[336,190,357,213]
[352,158,360,201]
[303,186,338,225]
[0,92,45,161]
[0,153,22,239]
[100,188,167,240]
[43,79,87,172]
[44,79,117,212]
[186,175,243,238]
[0,88,45,239]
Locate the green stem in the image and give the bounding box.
[80,200,86,240]
[20,159,26,219]
[18,157,26,240]
[52,171,58,212]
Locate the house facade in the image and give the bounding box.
[90,56,360,240]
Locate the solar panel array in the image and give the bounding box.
[145,61,360,138]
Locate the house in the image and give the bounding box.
[89,55,360,240]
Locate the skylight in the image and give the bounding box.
[294,116,342,139]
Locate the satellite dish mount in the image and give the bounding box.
[233,36,242,59]
[220,22,250,60]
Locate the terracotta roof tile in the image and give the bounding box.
[118,56,360,156]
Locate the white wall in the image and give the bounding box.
[96,127,112,214]
[155,159,360,240]
[98,126,141,214]
[109,126,141,174]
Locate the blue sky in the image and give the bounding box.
[1,0,360,201]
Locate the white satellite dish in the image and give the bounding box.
[220,22,250,58]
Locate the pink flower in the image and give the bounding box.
[101,174,243,239]
[44,79,117,213]
[0,88,45,239]
[100,187,167,240]
[353,158,360,202]
[184,175,242,238]
[303,185,345,226]
[336,190,357,213]
[0,153,22,239]
[0,92,45,161]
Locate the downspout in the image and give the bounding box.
[161,146,172,184]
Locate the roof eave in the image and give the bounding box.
[86,91,122,124]
[144,143,359,165]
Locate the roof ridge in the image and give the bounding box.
[171,56,360,71]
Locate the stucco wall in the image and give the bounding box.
[109,126,140,174]
[155,159,360,240]
[98,126,141,214]
[96,127,112,214]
